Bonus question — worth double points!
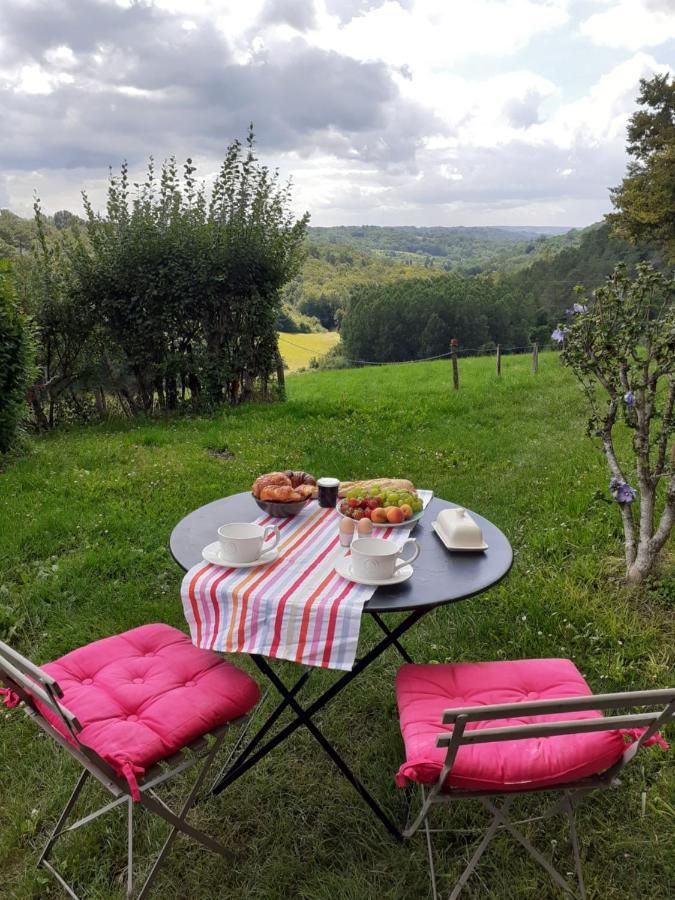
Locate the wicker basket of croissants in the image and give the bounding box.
[252,471,317,516]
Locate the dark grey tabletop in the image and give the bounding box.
[170,492,512,615]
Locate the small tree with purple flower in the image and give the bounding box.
[553,263,674,584]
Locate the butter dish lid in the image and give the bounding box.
[432,507,488,552]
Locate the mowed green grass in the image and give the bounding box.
[278,331,340,370]
[0,352,673,899]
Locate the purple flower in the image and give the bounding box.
[551,327,567,343]
[624,391,635,407]
[609,478,637,504]
[565,303,588,317]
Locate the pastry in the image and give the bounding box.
[252,472,291,499]
[284,470,318,489]
[260,485,303,502]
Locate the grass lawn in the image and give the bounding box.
[0,352,672,899]
[278,331,340,370]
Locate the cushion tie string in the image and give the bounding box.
[119,760,145,802]
[0,688,20,709]
[620,728,669,751]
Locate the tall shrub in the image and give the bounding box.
[0,262,34,452]
[32,129,308,415]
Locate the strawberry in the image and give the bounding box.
[362,508,372,519]
[352,509,365,520]
[348,498,359,509]
[366,498,379,510]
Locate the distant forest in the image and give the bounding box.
[0,208,666,356]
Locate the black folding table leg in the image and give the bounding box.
[212,609,425,799]
[371,612,415,664]
[216,668,314,790]
[251,655,404,842]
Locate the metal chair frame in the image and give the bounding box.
[402,687,675,899]
[0,638,255,899]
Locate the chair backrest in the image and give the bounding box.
[435,688,675,790]
[0,639,82,739]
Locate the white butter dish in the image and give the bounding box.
[432,507,488,552]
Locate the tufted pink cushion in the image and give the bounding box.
[37,624,259,799]
[396,659,631,792]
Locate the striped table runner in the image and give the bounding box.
[180,504,413,671]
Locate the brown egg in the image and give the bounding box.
[339,518,355,534]
[357,518,373,536]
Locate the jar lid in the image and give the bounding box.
[317,477,339,487]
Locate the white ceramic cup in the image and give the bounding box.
[350,536,420,581]
[217,522,280,564]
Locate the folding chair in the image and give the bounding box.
[395,658,673,899]
[0,623,260,899]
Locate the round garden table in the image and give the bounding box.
[170,492,513,840]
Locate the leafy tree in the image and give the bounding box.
[608,75,675,261]
[555,264,674,584]
[0,261,35,451]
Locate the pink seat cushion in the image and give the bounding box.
[38,624,259,798]
[396,659,630,792]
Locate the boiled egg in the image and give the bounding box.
[357,518,373,536]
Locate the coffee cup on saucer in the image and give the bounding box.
[217,522,280,564]
[351,536,420,581]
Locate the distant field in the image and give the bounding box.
[278,330,340,370]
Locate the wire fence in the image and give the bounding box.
[278,335,546,369]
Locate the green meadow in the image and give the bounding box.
[0,352,672,898]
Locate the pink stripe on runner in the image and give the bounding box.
[187,563,212,646]
[321,580,356,668]
[306,571,343,667]
[208,566,235,650]
[245,511,337,653]
[269,533,341,657]
[197,565,219,644]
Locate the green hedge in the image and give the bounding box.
[0,261,34,452]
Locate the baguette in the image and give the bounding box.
[337,478,415,498]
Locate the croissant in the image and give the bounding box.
[252,472,291,499]
[260,485,304,502]
[284,470,317,489]
[295,484,315,500]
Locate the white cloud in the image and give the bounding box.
[310,0,570,67]
[580,0,675,50]
[534,51,671,146]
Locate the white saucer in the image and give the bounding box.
[202,542,279,568]
[334,555,413,586]
[432,520,488,552]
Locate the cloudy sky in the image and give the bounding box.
[1,0,673,226]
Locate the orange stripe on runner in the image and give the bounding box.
[226,508,330,651]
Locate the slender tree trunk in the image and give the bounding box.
[27,386,49,430]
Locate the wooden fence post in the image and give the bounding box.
[532,342,539,374]
[450,339,459,390]
[496,345,501,377]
